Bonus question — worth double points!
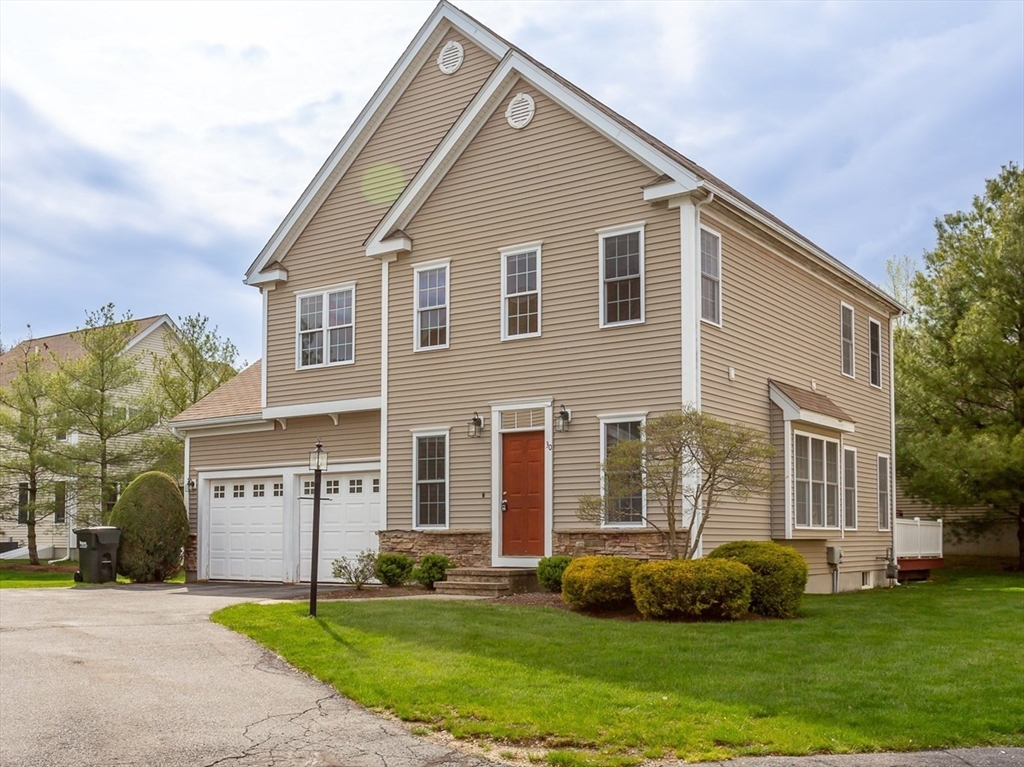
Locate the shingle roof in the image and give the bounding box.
[769,380,854,424]
[0,315,164,388]
[170,361,263,424]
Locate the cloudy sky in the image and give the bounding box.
[1,0,1021,364]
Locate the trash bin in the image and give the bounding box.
[74,527,120,583]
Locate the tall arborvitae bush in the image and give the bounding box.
[108,471,188,582]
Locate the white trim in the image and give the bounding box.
[294,283,357,370]
[679,199,700,408]
[841,302,856,379]
[594,221,646,236]
[868,317,883,389]
[792,430,842,531]
[261,290,268,409]
[490,400,553,567]
[598,223,646,329]
[699,225,723,328]
[768,382,856,433]
[598,415,647,529]
[125,315,178,354]
[411,428,451,531]
[888,318,898,560]
[247,2,508,281]
[842,446,858,532]
[366,235,412,259]
[262,397,381,420]
[877,453,892,532]
[246,268,288,286]
[499,241,543,341]
[413,260,450,352]
[380,259,390,532]
[642,180,691,203]
[174,419,275,438]
[783,420,793,539]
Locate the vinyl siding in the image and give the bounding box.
[699,205,896,575]
[387,81,681,532]
[186,411,380,529]
[264,29,499,408]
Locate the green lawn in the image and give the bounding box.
[213,567,1024,764]
[0,560,185,588]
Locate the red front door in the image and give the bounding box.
[501,431,545,556]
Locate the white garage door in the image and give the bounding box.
[299,472,380,582]
[209,478,285,582]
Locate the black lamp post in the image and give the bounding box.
[308,439,328,617]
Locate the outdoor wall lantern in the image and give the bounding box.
[185,478,196,492]
[467,412,484,438]
[555,404,572,432]
[307,439,328,618]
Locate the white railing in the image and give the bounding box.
[895,517,943,558]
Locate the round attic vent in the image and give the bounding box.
[505,93,535,129]
[437,40,464,74]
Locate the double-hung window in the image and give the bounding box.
[500,243,541,339]
[599,224,644,326]
[600,418,645,526]
[700,228,722,325]
[54,481,67,524]
[841,303,855,378]
[297,285,355,368]
[794,433,839,528]
[869,318,882,388]
[843,448,857,530]
[414,431,448,528]
[877,454,891,531]
[414,262,449,350]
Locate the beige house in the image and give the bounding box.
[0,315,179,558]
[171,2,903,593]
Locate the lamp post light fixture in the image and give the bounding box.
[467,412,484,438]
[554,404,572,433]
[308,439,328,617]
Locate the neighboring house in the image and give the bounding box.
[0,315,179,558]
[171,2,903,593]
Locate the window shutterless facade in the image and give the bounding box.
[598,224,644,327]
[600,417,645,527]
[877,454,891,531]
[500,243,541,339]
[869,318,882,388]
[794,432,840,529]
[700,227,722,325]
[413,431,448,528]
[841,303,855,378]
[843,448,857,530]
[296,285,355,368]
[414,262,449,350]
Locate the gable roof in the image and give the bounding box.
[0,315,172,388]
[769,380,855,433]
[170,360,263,426]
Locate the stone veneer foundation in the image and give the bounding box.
[553,529,680,559]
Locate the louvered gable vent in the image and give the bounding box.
[505,93,535,129]
[437,40,464,75]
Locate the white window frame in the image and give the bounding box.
[843,446,857,531]
[868,317,882,389]
[877,454,891,531]
[413,260,450,352]
[597,222,645,328]
[598,413,647,528]
[699,226,722,326]
[412,428,450,530]
[841,302,855,378]
[499,241,542,341]
[295,283,357,370]
[793,430,842,530]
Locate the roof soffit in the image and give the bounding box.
[244,2,509,284]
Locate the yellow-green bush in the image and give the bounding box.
[561,556,639,610]
[630,558,754,620]
[708,540,808,618]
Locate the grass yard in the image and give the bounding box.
[214,567,1024,765]
[0,559,78,588]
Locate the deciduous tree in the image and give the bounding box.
[153,314,239,417]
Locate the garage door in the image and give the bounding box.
[209,478,285,582]
[299,472,380,582]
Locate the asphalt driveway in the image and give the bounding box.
[0,584,1020,767]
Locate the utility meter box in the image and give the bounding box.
[826,545,843,565]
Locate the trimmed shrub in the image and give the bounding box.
[332,550,377,589]
[375,553,415,587]
[412,554,454,589]
[561,556,639,610]
[537,555,573,592]
[708,540,808,618]
[108,471,188,583]
[631,559,753,621]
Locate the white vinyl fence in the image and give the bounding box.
[895,517,943,558]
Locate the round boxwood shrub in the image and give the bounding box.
[412,553,454,589]
[631,558,753,621]
[536,555,573,592]
[708,540,808,618]
[375,553,415,587]
[561,555,639,610]
[108,471,188,583]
